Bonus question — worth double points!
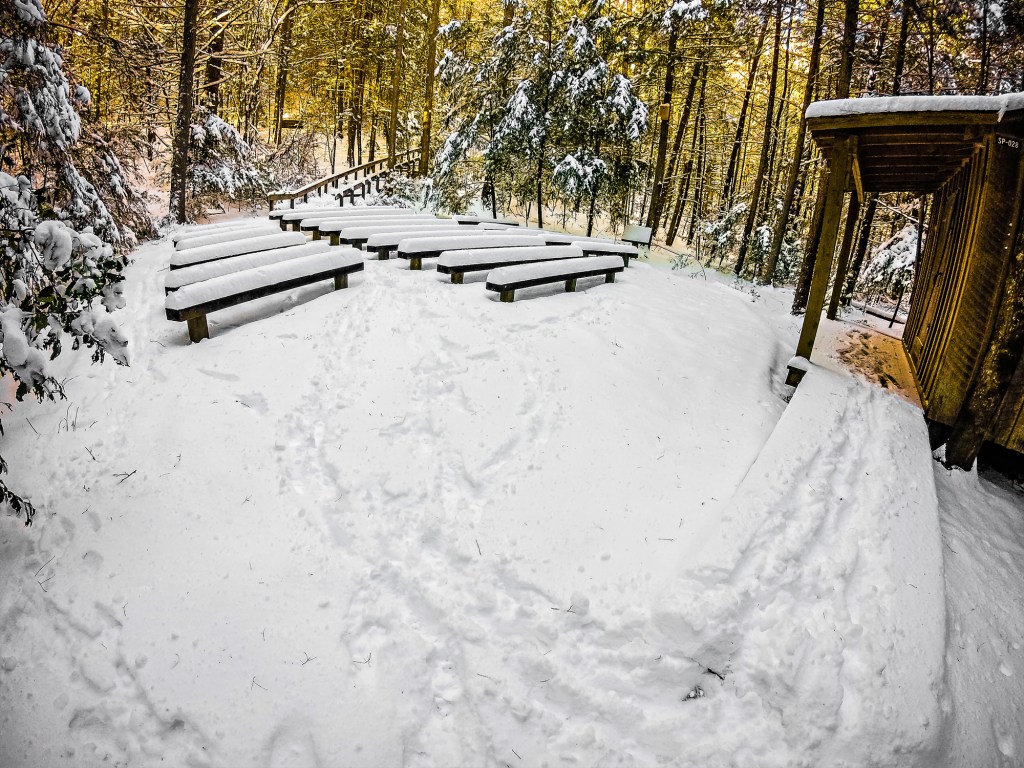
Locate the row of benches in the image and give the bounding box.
[165,207,633,342]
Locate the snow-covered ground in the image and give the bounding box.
[0,221,1021,767]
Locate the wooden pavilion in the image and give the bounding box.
[790,94,1024,469]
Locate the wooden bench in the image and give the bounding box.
[281,207,417,232]
[485,255,624,302]
[397,234,548,270]
[165,251,364,343]
[534,235,638,266]
[318,216,445,246]
[170,232,308,270]
[164,241,334,293]
[437,245,585,283]
[364,226,484,259]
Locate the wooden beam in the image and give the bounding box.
[788,135,855,385]
[851,151,865,203]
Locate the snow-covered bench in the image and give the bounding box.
[279,207,420,232]
[485,255,623,302]
[317,218,450,244]
[174,224,280,251]
[165,250,364,343]
[437,245,586,283]
[172,220,262,244]
[537,235,638,266]
[453,215,520,226]
[363,225,510,259]
[397,234,548,270]
[317,216,446,246]
[164,241,333,293]
[169,232,308,270]
[331,220,462,248]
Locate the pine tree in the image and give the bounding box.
[1,0,130,525]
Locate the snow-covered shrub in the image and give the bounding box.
[1,0,130,525]
[860,224,918,298]
[366,172,424,209]
[700,203,748,261]
[185,107,275,219]
[742,222,774,279]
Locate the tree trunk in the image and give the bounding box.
[836,0,859,99]
[762,0,825,284]
[842,194,877,303]
[388,0,407,165]
[644,23,679,234]
[169,0,200,224]
[662,61,702,221]
[977,1,989,95]
[204,3,226,111]
[893,0,911,94]
[272,4,295,145]
[419,0,442,175]
[536,0,554,229]
[667,64,707,244]
[735,1,782,275]
[722,14,770,210]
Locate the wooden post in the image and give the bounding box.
[565,278,577,292]
[330,234,340,246]
[334,273,348,290]
[410,256,422,270]
[451,272,464,284]
[500,290,515,302]
[312,230,321,241]
[187,315,210,343]
[827,193,861,319]
[605,272,616,283]
[787,136,855,386]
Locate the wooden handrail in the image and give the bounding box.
[268,147,422,209]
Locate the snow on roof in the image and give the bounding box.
[175,224,280,251]
[318,216,442,233]
[806,93,1024,121]
[487,255,622,284]
[399,234,548,254]
[169,232,307,268]
[437,245,585,268]
[165,241,334,290]
[165,250,362,310]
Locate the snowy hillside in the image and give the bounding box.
[0,225,1016,767]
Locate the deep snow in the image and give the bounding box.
[0,218,1021,767]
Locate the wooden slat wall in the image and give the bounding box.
[904,134,1024,443]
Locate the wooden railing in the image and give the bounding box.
[267,147,422,210]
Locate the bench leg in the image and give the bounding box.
[334,273,349,290]
[451,272,463,284]
[500,290,515,302]
[290,221,301,231]
[379,249,390,260]
[605,272,616,283]
[312,230,321,241]
[410,256,422,270]
[186,315,210,343]
[330,234,340,246]
[565,278,577,292]
[279,220,288,232]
